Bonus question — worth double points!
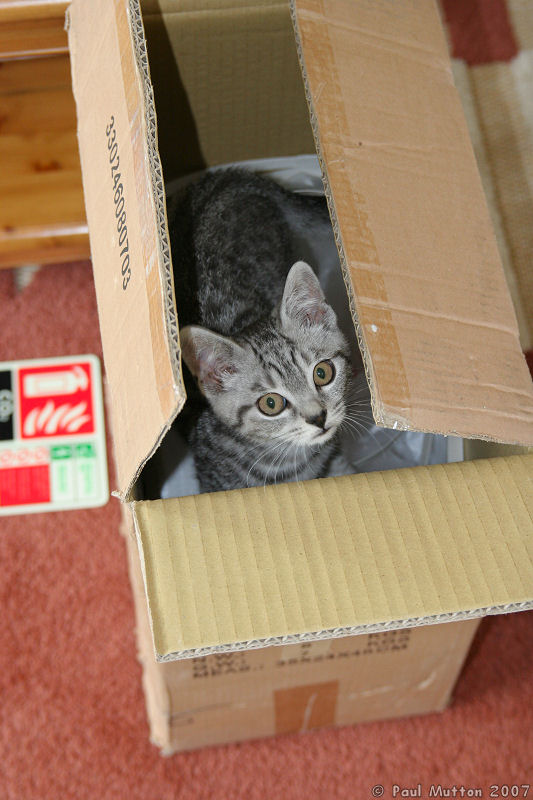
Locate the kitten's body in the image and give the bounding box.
[168,168,352,493]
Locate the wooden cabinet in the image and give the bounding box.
[0,1,89,268]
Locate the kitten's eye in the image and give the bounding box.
[313,360,335,386]
[257,393,287,416]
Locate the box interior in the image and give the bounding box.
[140,0,533,498]
[141,0,316,182]
[138,0,421,502]
[138,0,533,500]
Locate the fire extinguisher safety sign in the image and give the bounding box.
[0,355,109,515]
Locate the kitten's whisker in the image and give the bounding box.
[278,439,303,487]
[248,428,308,487]
[342,421,366,438]
[341,415,381,448]
[246,437,289,487]
[239,431,288,462]
[344,412,374,424]
[245,441,284,485]
[343,415,373,433]
[246,441,285,481]
[287,442,301,483]
[238,430,292,463]
[344,409,373,421]
[349,388,370,397]
[272,441,296,488]
[263,440,290,489]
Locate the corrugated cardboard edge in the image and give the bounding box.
[152,601,530,663]
[125,0,181,385]
[131,499,158,659]
[121,0,184,500]
[65,0,185,502]
[120,508,173,753]
[288,0,375,425]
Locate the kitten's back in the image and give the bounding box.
[168,168,330,335]
[169,169,292,335]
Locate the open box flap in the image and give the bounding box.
[67,0,184,498]
[133,453,533,660]
[291,0,533,446]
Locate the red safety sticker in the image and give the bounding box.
[18,362,95,439]
[0,355,108,516]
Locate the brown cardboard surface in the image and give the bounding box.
[125,526,479,753]
[133,454,533,660]
[68,0,533,697]
[67,0,183,498]
[142,0,315,182]
[274,681,338,734]
[470,58,533,352]
[450,59,531,352]
[291,0,533,445]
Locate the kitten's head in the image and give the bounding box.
[180,261,351,448]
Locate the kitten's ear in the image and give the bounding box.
[180,326,243,393]
[281,261,335,329]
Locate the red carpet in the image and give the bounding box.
[2,1,533,795]
[1,258,532,800]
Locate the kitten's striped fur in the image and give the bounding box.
[169,168,352,493]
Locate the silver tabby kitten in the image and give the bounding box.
[169,168,352,493]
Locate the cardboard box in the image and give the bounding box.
[67,0,533,750]
[124,517,480,753]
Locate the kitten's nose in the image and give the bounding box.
[306,409,327,429]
